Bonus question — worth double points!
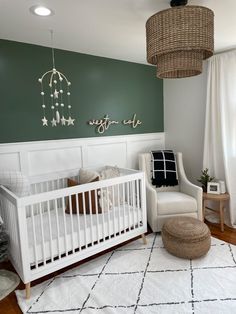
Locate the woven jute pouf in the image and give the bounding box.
[162,217,211,259]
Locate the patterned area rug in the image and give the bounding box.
[16,234,236,314]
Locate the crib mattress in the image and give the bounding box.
[27,205,142,265]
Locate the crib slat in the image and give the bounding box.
[36,182,42,194]
[75,192,81,251]
[62,197,68,256]
[47,201,54,262]
[139,179,144,226]
[122,183,126,233]
[54,199,61,260]
[35,183,38,194]
[82,192,87,248]
[40,182,43,193]
[68,195,75,253]
[61,178,64,189]
[106,187,111,239]
[132,181,136,229]
[39,202,46,266]
[94,188,100,242]
[31,184,36,195]
[46,181,49,193]
[127,182,131,232]
[88,190,94,246]
[100,188,106,241]
[30,205,38,268]
[112,185,116,237]
[136,179,140,228]
[117,184,121,236]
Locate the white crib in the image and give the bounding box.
[0,167,147,298]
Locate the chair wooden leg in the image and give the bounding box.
[202,199,206,222]
[219,201,224,232]
[141,234,147,245]
[25,282,31,299]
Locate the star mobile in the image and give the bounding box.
[38,30,75,127]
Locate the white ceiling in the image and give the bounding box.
[0,0,236,64]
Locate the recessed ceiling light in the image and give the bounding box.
[29,5,54,17]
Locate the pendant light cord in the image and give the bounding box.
[50,29,56,69]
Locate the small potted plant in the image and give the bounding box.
[197,168,215,192]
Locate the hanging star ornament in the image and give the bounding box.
[67,116,75,126]
[51,118,57,127]
[38,30,75,127]
[42,116,48,126]
[54,89,59,99]
[61,116,67,126]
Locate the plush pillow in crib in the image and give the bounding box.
[100,166,121,206]
[100,166,120,180]
[66,177,102,215]
[0,171,30,197]
[79,169,100,184]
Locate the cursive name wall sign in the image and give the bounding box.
[88,114,142,134]
[88,115,119,134]
[122,114,142,128]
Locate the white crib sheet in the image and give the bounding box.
[27,205,142,265]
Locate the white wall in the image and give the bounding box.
[164,64,208,184]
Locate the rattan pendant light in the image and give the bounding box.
[146,0,214,79]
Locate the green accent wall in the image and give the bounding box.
[0,39,163,143]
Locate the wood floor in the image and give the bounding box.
[206,221,236,245]
[0,222,236,314]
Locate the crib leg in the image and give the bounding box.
[141,234,147,245]
[25,282,31,299]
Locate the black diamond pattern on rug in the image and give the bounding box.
[16,234,236,314]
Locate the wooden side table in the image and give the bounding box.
[202,192,230,232]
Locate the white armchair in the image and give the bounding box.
[139,152,202,232]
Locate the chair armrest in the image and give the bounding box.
[177,152,203,220]
[180,178,202,219]
[146,180,157,209]
[145,180,158,229]
[139,153,157,214]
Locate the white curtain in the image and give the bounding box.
[203,50,236,228]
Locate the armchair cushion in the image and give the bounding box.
[156,191,197,215]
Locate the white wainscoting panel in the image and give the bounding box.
[0,152,21,171]
[0,133,164,176]
[86,142,127,168]
[29,147,83,176]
